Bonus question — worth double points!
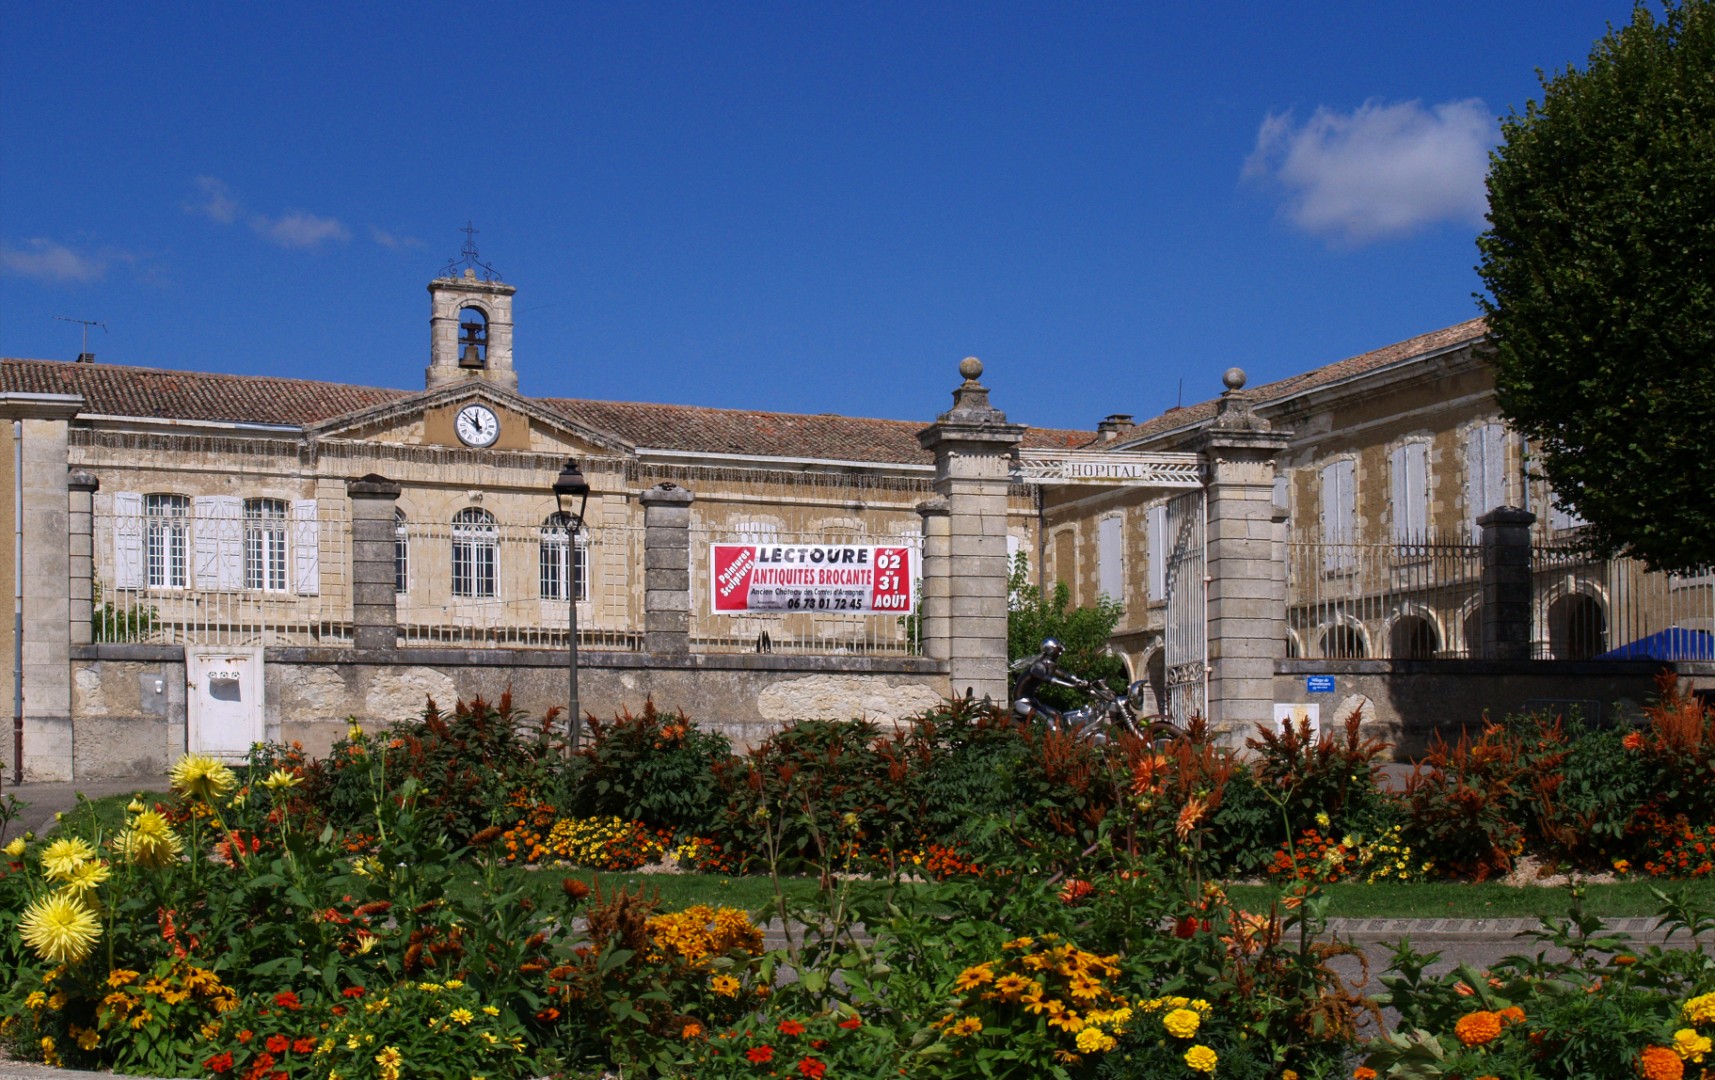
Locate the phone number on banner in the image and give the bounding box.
[710,543,913,614]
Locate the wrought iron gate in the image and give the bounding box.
[1162,489,1207,722]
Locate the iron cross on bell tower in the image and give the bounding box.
[426,224,519,392]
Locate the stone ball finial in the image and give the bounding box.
[1222,367,1247,391]
[959,356,983,382]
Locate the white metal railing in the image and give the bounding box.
[1530,544,1715,661]
[1287,537,1715,662]
[95,504,353,647]
[1288,539,1486,660]
[395,520,643,650]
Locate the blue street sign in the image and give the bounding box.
[1306,675,1335,693]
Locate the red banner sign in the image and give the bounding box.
[710,544,913,614]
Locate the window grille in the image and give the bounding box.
[395,510,409,594]
[244,498,288,591]
[539,513,588,602]
[451,508,497,598]
[145,494,190,589]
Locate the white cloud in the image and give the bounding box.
[0,238,129,283]
[1243,98,1497,245]
[369,226,424,250]
[189,176,241,223]
[251,211,350,249]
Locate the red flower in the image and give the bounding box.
[778,1019,807,1036]
[248,1052,277,1073]
[342,986,366,998]
[746,1046,775,1063]
[273,991,301,1011]
[203,1051,234,1074]
[293,1037,317,1054]
[265,1034,289,1053]
[838,1016,862,1029]
[797,1057,828,1079]
[237,1030,254,1044]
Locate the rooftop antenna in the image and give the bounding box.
[52,316,106,362]
[1176,377,1183,409]
[439,221,501,282]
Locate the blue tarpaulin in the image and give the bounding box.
[1596,627,1715,661]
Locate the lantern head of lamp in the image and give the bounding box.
[553,459,590,523]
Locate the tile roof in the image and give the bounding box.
[0,358,1092,465]
[0,359,412,426]
[1113,317,1490,448]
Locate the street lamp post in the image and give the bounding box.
[552,459,591,754]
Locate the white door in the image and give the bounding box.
[186,647,265,761]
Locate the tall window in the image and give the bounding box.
[451,508,497,598]
[1465,422,1507,534]
[1097,514,1125,601]
[244,498,289,591]
[394,510,409,594]
[1320,458,1356,570]
[145,494,190,588]
[1146,503,1168,602]
[1389,442,1430,542]
[539,513,587,602]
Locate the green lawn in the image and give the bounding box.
[47,794,1715,922]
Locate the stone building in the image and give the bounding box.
[1,264,1708,780]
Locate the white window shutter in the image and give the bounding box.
[112,492,144,589]
[1097,514,1124,601]
[1391,444,1428,541]
[1483,425,1506,517]
[1389,447,1409,542]
[1146,503,1167,602]
[1466,424,1505,534]
[292,499,319,595]
[193,496,244,590]
[1322,460,1355,570]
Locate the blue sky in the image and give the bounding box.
[0,2,1639,432]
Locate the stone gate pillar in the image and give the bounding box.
[915,496,950,662]
[1196,370,1291,743]
[918,359,1023,701]
[642,483,694,656]
[0,393,84,781]
[1479,507,1536,660]
[347,475,402,650]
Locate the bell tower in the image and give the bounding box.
[427,224,518,393]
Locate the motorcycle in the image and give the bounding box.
[1009,638,1184,746]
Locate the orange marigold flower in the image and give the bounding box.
[680,1021,704,1040]
[1639,1045,1685,1080]
[1353,1069,1377,1080]
[1497,1006,1526,1025]
[1455,1010,1503,1047]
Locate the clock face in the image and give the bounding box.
[454,403,500,447]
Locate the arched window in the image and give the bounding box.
[144,494,190,588]
[1321,623,1367,659]
[457,307,488,368]
[1389,615,1440,659]
[539,513,587,602]
[451,508,497,598]
[394,510,409,595]
[243,498,289,591]
[1548,593,1607,660]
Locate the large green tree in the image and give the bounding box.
[1477,0,1715,573]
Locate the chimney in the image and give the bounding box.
[76,353,95,364]
[1096,413,1134,442]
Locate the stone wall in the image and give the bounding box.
[1274,658,1714,758]
[72,643,948,775]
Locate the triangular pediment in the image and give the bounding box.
[306,383,635,457]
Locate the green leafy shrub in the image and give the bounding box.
[573,700,733,831]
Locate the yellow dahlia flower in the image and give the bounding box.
[39,837,95,880]
[60,859,112,897]
[20,892,102,963]
[261,769,301,790]
[3,836,26,858]
[169,753,236,801]
[114,811,184,868]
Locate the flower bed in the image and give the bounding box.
[0,682,1712,1077]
